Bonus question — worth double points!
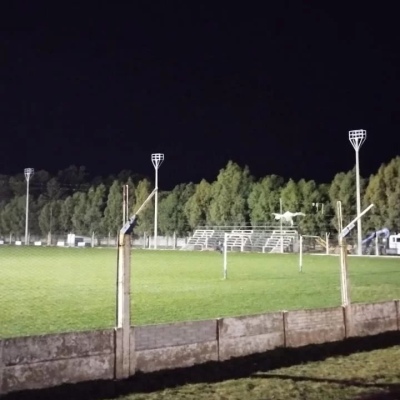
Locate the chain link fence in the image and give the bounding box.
[0,236,116,339]
[0,228,190,339]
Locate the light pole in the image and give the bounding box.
[349,130,366,256]
[24,168,34,245]
[279,198,283,253]
[151,153,164,249]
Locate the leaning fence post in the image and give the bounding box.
[115,231,133,379]
[114,188,157,380]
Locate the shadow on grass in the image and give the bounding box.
[4,331,400,400]
[253,374,400,399]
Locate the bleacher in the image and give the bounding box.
[183,229,215,250]
[265,230,297,253]
[182,227,298,253]
[225,230,253,251]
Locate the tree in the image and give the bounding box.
[125,177,136,217]
[84,184,106,236]
[37,178,66,241]
[329,168,366,231]
[317,183,334,234]
[57,165,88,194]
[184,179,212,229]
[103,180,124,235]
[280,179,301,213]
[0,196,26,237]
[364,157,400,232]
[8,174,26,197]
[71,192,88,234]
[0,175,12,203]
[30,169,51,198]
[208,161,253,226]
[296,179,321,234]
[59,195,76,233]
[382,157,400,231]
[159,183,195,236]
[134,179,154,235]
[248,175,284,225]
[38,200,63,239]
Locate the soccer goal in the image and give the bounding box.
[300,234,330,255]
[222,231,252,279]
[298,233,331,272]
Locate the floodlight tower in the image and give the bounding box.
[24,168,34,245]
[151,153,164,249]
[349,130,367,256]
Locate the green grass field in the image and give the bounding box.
[0,246,399,338]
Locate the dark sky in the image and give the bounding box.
[1,2,400,189]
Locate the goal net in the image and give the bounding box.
[222,231,253,279]
[300,235,330,255]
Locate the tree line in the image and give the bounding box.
[0,158,399,239]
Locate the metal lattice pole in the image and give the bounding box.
[151,153,164,249]
[349,130,367,256]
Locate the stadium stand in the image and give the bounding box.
[182,226,298,253]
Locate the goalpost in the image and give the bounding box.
[222,231,252,280]
[298,233,331,272]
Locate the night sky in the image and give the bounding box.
[1,2,400,189]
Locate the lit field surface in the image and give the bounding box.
[1,246,399,338]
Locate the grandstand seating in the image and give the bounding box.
[182,227,298,253]
[183,229,215,250]
[224,230,253,251]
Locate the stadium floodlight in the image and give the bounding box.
[349,129,367,255]
[24,168,34,245]
[151,153,164,249]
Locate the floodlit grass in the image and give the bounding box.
[0,246,399,338]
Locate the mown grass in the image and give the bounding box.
[0,246,399,338]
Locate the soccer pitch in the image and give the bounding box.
[0,246,399,338]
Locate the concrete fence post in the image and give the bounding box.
[0,339,4,396]
[282,310,288,348]
[115,233,135,379]
[343,305,353,338]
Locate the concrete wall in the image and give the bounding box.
[349,300,399,337]
[1,300,399,395]
[218,312,284,361]
[284,306,345,347]
[0,329,114,394]
[134,320,218,372]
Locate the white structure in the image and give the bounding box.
[151,153,164,249]
[24,168,34,245]
[222,231,252,279]
[387,234,400,255]
[349,129,367,256]
[272,211,305,227]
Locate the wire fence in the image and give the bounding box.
[1,219,399,340]
[0,243,116,339]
